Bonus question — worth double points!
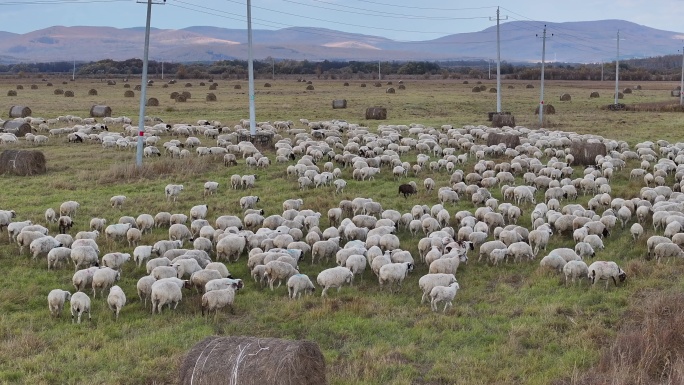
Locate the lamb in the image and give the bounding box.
[489,248,508,265]
[264,260,299,290]
[654,242,684,263]
[71,246,99,271]
[47,247,72,270]
[587,261,626,289]
[429,282,460,313]
[92,267,121,298]
[316,266,354,296]
[563,260,589,285]
[55,215,73,234]
[418,273,457,304]
[29,236,62,260]
[539,254,567,272]
[70,291,91,323]
[150,280,183,314]
[89,218,107,231]
[102,252,130,270]
[478,240,507,262]
[164,184,184,201]
[72,267,99,292]
[107,285,126,320]
[59,200,80,217]
[110,195,126,210]
[47,289,71,317]
[204,182,219,197]
[8,220,32,242]
[105,223,132,241]
[45,208,57,224]
[201,284,239,316]
[136,275,156,308]
[378,262,414,291]
[286,274,316,299]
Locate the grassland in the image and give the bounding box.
[1,75,684,384]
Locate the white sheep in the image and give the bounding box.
[168,224,192,245]
[317,266,354,296]
[287,274,316,299]
[190,204,208,220]
[89,218,107,232]
[264,260,299,291]
[653,242,684,263]
[563,260,589,285]
[204,278,244,293]
[70,291,91,323]
[47,289,71,317]
[204,262,232,278]
[587,261,626,289]
[126,227,142,247]
[71,246,99,271]
[172,258,203,278]
[311,237,341,264]
[29,236,62,260]
[549,248,582,262]
[102,252,130,270]
[136,275,157,308]
[429,282,460,313]
[146,256,171,274]
[107,285,126,320]
[216,234,246,262]
[152,265,179,280]
[583,234,605,251]
[204,182,219,197]
[189,269,224,293]
[105,223,132,241]
[150,280,183,314]
[92,267,121,298]
[378,262,414,291]
[59,200,80,217]
[418,273,457,304]
[47,247,72,270]
[8,220,32,242]
[506,242,534,263]
[630,223,644,241]
[72,267,99,292]
[17,230,46,254]
[164,184,184,201]
[110,195,126,209]
[201,284,239,316]
[428,255,463,275]
[574,242,595,260]
[539,254,567,272]
[345,254,367,281]
[239,195,260,210]
[152,239,183,258]
[45,208,57,224]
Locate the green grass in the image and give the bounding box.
[1,77,684,384]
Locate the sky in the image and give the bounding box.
[0,0,683,42]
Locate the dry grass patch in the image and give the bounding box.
[98,158,213,184]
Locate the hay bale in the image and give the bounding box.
[209,84,217,90]
[16,85,23,90]
[306,85,314,90]
[560,93,571,101]
[178,336,327,385]
[181,91,191,99]
[185,83,192,87]
[343,82,349,86]
[365,107,387,120]
[526,84,534,89]
[332,99,347,109]
[88,88,98,96]
[7,90,17,97]
[569,141,607,166]
[46,82,52,87]
[398,84,406,90]
[62,81,67,85]
[471,86,481,93]
[134,85,142,91]
[487,131,521,147]
[2,121,32,137]
[54,89,64,95]
[306,81,312,85]
[169,79,177,84]
[476,81,482,84]
[614,92,624,99]
[0,150,46,176]
[635,85,642,90]
[463,80,469,84]
[199,82,205,86]
[374,82,382,87]
[590,91,600,98]
[107,80,116,85]
[491,114,517,129]
[264,83,272,88]
[64,90,74,97]
[387,81,393,85]
[360,83,366,88]
[206,93,217,102]
[8,106,31,118]
[124,90,135,98]
[30,84,38,90]
[479,85,487,91]
[234,84,242,90]
[162,84,169,88]
[175,94,187,102]
[489,88,497,93]
[147,98,159,106]
[124,83,131,88]
[386,87,395,93]
[623,88,632,94]
[170,92,179,99]
[89,105,112,118]
[507,85,514,89]
[534,104,555,115]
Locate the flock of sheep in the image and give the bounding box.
[3,112,683,323]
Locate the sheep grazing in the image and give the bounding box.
[47,247,72,270]
[110,195,126,210]
[190,204,208,220]
[203,182,219,197]
[418,273,457,304]
[317,266,354,297]
[164,184,184,202]
[45,208,57,224]
[107,285,126,320]
[59,200,80,218]
[378,262,414,292]
[30,236,62,260]
[72,266,99,292]
[47,289,71,317]
[563,260,589,285]
[204,278,244,293]
[398,183,417,198]
[201,283,240,316]
[137,275,157,308]
[105,223,132,241]
[653,242,684,263]
[287,274,315,299]
[70,291,91,323]
[429,282,460,313]
[264,260,299,291]
[71,246,99,271]
[92,267,121,298]
[150,279,183,314]
[89,218,107,232]
[539,254,567,272]
[101,252,130,270]
[588,261,626,289]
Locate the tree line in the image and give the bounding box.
[1,55,682,81]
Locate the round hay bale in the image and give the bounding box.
[526,84,534,89]
[507,85,514,89]
[206,93,217,102]
[175,94,187,102]
[178,336,327,385]
[2,121,32,137]
[479,85,487,91]
[146,98,159,107]
[487,131,520,146]
[373,82,382,87]
[107,80,116,85]
[560,93,571,101]
[170,91,179,99]
[365,107,387,120]
[534,104,556,115]
[590,91,600,98]
[386,87,395,93]
[472,86,481,93]
[7,90,17,97]
[463,80,469,84]
[90,105,112,117]
[134,85,142,91]
[614,92,624,99]
[54,89,64,95]
[62,81,67,85]
[46,82,52,87]
[30,84,38,90]
[306,85,314,91]
[181,91,191,99]
[264,83,271,88]
[476,81,482,84]
[88,88,98,96]
[124,90,135,98]
[569,141,607,166]
[635,85,642,90]
[9,105,31,118]
[623,88,632,94]
[489,87,497,93]
[360,83,366,88]
[147,80,154,85]
[185,83,192,87]
[398,84,406,90]
[64,90,74,97]
[124,83,131,88]
[387,81,393,85]
[16,85,23,90]
[306,81,312,85]
[0,150,46,176]
[343,82,349,86]
[234,84,242,90]
[199,82,205,86]
[398,80,404,84]
[209,84,218,90]
[332,99,347,109]
[169,79,177,84]
[162,84,169,88]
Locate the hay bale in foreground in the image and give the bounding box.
[560,93,571,101]
[179,336,327,385]
[569,141,607,166]
[7,90,17,97]
[124,90,135,98]
[590,91,600,98]
[332,99,347,109]
[487,131,520,147]
[90,105,112,118]
[491,114,516,129]
[534,104,555,115]
[147,98,160,106]
[2,120,32,137]
[64,90,74,97]
[365,107,387,120]
[9,106,31,118]
[0,150,46,176]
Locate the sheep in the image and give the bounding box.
[47,247,72,270]
[549,248,582,262]
[378,262,414,291]
[152,265,179,280]
[507,242,534,263]
[136,275,157,308]
[286,274,316,299]
[239,196,260,210]
[587,261,626,289]
[172,258,203,279]
[76,230,101,241]
[583,234,605,251]
[152,239,183,258]
[164,184,184,201]
[316,266,354,296]
[29,236,62,260]
[71,246,99,271]
[101,252,130,270]
[204,262,232,278]
[110,195,126,210]
[89,218,107,232]
[47,289,71,317]
[150,280,183,314]
[8,220,33,242]
[311,237,341,264]
[204,182,219,197]
[283,199,304,211]
[70,291,91,323]
[105,223,132,241]
[429,254,464,275]
[59,200,80,218]
[56,215,73,234]
[72,266,99,292]
[418,273,457,304]
[190,204,208,221]
[563,260,589,285]
[154,212,171,228]
[45,208,57,224]
[189,269,224,293]
[345,254,367,281]
[107,285,126,320]
[168,224,192,245]
[201,284,239,316]
[478,240,507,262]
[215,234,246,262]
[241,175,257,189]
[146,257,172,274]
[92,267,121,298]
[654,242,684,263]
[539,254,567,272]
[574,242,595,260]
[630,223,644,241]
[264,260,299,290]
[429,282,460,313]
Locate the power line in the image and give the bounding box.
[339,0,497,12]
[0,0,127,4]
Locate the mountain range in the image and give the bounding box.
[0,19,682,64]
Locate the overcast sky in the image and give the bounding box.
[0,0,683,42]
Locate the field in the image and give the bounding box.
[1,74,684,385]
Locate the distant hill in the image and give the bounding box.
[0,20,681,64]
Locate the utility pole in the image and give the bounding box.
[490,6,507,113]
[272,57,275,80]
[247,0,256,136]
[488,60,491,80]
[601,61,604,81]
[72,59,75,81]
[161,59,164,80]
[614,30,621,106]
[378,61,381,81]
[135,0,165,167]
[680,46,683,106]
[537,25,552,126]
